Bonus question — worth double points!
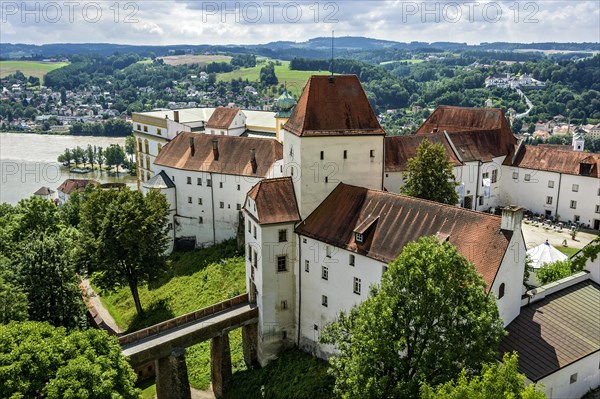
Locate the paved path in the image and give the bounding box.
[82,279,123,335]
[521,221,598,251]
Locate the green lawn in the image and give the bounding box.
[0,60,68,82]
[557,246,581,258]
[93,240,247,390]
[380,59,424,65]
[217,60,326,95]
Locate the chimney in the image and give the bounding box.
[250,148,257,173]
[501,205,523,232]
[212,139,219,160]
[174,110,180,123]
[189,136,195,157]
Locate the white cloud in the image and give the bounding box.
[0,0,597,45]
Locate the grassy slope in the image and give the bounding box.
[224,349,334,399]
[94,240,247,389]
[0,61,69,81]
[217,61,325,95]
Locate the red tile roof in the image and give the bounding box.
[57,179,97,195]
[154,132,282,178]
[499,280,600,381]
[506,145,600,177]
[205,107,241,130]
[416,106,517,162]
[283,75,385,137]
[246,177,301,225]
[384,133,462,172]
[295,183,511,291]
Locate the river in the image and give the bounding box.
[0,133,137,205]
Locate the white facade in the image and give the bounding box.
[206,110,246,136]
[535,352,600,399]
[283,132,385,219]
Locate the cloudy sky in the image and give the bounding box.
[1,1,598,45]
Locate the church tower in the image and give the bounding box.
[572,129,585,152]
[281,75,386,219]
[274,91,296,144]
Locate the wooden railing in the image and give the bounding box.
[119,293,249,346]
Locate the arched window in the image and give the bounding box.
[138,138,143,152]
[146,172,151,181]
[145,156,150,170]
[158,143,162,153]
[144,139,149,154]
[498,283,505,299]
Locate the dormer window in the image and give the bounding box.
[355,233,363,243]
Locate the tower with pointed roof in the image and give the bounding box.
[281,75,386,219]
[572,129,585,152]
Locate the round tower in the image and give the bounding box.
[274,91,296,144]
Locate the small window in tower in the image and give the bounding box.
[219,182,223,189]
[320,151,324,160]
[343,150,347,159]
[524,174,531,181]
[237,184,241,191]
[322,266,329,280]
[325,176,328,183]
[198,217,203,224]
[570,373,578,384]
[572,184,579,192]
[498,283,505,299]
[281,300,288,309]
[277,255,287,272]
[187,176,191,184]
[236,204,241,210]
[305,260,310,272]
[220,202,224,209]
[349,254,355,266]
[198,198,203,205]
[321,295,328,307]
[370,150,375,158]
[253,226,257,239]
[278,229,287,242]
[188,196,192,204]
[548,180,554,188]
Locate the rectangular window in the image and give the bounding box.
[570,373,577,384]
[322,266,329,280]
[207,179,212,187]
[198,217,203,224]
[524,174,531,181]
[491,169,498,183]
[219,202,224,209]
[572,184,579,192]
[248,219,252,233]
[570,200,577,209]
[482,172,489,180]
[548,180,555,188]
[248,245,252,261]
[326,246,332,258]
[277,256,287,272]
[236,204,241,210]
[281,300,288,310]
[278,229,287,242]
[302,238,307,244]
[187,176,192,184]
[546,196,553,205]
[321,295,328,307]
[157,128,162,136]
[575,215,580,222]
[479,196,484,206]
[237,184,241,191]
[343,150,347,159]
[253,226,257,239]
[198,198,203,205]
[197,177,202,186]
[512,171,518,180]
[370,149,375,158]
[349,254,355,266]
[305,260,310,272]
[353,277,362,295]
[320,151,324,160]
[137,124,141,130]
[219,182,223,188]
[143,125,148,132]
[188,196,192,204]
[355,233,363,243]
[596,205,600,214]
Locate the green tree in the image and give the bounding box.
[0,260,28,324]
[96,146,105,171]
[104,144,126,173]
[16,231,87,329]
[125,135,135,162]
[400,138,459,205]
[420,353,546,399]
[536,259,580,285]
[0,321,140,399]
[86,144,95,169]
[260,62,279,86]
[321,236,505,398]
[79,187,170,315]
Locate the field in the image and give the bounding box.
[217,60,325,95]
[159,54,232,66]
[0,60,68,81]
[380,59,425,65]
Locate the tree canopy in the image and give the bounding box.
[0,321,140,399]
[321,236,505,398]
[79,187,170,315]
[400,138,459,205]
[420,353,546,399]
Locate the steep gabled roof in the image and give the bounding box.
[283,75,385,137]
[295,183,511,290]
[154,132,282,178]
[499,280,600,381]
[246,177,300,225]
[416,106,516,161]
[205,107,241,130]
[384,133,462,172]
[57,179,97,195]
[34,186,55,196]
[506,145,600,178]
